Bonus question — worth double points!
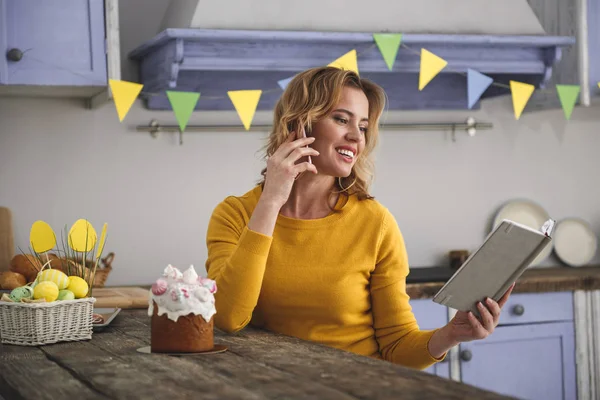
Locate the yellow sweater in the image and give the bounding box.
[205,185,445,370]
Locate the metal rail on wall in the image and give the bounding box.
[136,117,493,145]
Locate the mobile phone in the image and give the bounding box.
[298,123,312,164]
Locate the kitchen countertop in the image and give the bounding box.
[407,265,600,299]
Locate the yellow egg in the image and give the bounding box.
[68,219,97,252]
[67,276,89,298]
[38,269,70,290]
[33,281,59,302]
[30,221,57,253]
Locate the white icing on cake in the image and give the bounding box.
[148,264,217,322]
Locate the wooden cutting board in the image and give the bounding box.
[92,287,149,309]
[0,207,14,272]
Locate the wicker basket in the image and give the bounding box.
[54,252,114,288]
[0,297,96,346]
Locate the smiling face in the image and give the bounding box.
[309,86,370,178]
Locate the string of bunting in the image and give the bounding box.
[109,33,599,132]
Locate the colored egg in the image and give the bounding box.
[38,269,70,290]
[68,219,97,252]
[29,220,57,253]
[67,276,89,298]
[58,289,75,300]
[9,286,34,302]
[33,281,59,302]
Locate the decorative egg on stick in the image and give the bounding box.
[67,219,107,297]
[90,223,108,296]
[68,219,97,294]
[29,220,57,280]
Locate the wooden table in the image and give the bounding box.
[0,310,513,400]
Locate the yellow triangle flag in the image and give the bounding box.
[419,49,447,90]
[328,50,359,75]
[228,90,262,130]
[510,81,535,120]
[109,79,143,122]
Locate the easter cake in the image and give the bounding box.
[148,265,217,353]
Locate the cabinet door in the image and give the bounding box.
[0,0,106,86]
[459,322,576,400]
[409,299,450,379]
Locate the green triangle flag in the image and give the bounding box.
[166,91,201,131]
[373,33,402,71]
[556,84,580,120]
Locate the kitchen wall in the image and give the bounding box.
[0,0,599,286]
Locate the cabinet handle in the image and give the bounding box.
[6,48,23,62]
[512,304,525,316]
[460,349,472,362]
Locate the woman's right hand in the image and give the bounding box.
[261,132,319,208]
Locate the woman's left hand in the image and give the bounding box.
[447,282,515,342]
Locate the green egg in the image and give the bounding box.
[9,286,33,302]
[58,289,75,300]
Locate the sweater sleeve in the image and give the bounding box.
[204,197,273,333]
[370,208,447,370]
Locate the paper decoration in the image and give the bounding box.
[373,33,402,71]
[467,69,494,109]
[227,90,262,130]
[556,85,580,120]
[278,76,294,90]
[166,91,200,132]
[68,219,97,253]
[102,33,594,127]
[419,49,447,90]
[96,223,108,259]
[328,50,359,75]
[510,81,535,120]
[30,221,56,253]
[109,79,143,122]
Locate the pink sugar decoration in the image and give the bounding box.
[151,279,167,296]
[199,277,217,293]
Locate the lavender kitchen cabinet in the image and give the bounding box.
[459,322,576,400]
[409,299,450,379]
[0,0,107,87]
[459,291,577,400]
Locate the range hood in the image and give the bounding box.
[128,0,576,111]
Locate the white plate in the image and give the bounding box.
[492,199,552,266]
[554,218,598,267]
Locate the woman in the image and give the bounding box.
[205,66,514,370]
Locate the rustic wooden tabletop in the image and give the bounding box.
[0,309,513,399]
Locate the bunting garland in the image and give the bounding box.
[327,50,359,75]
[467,69,494,109]
[556,85,580,120]
[109,33,598,130]
[166,91,201,132]
[109,79,143,122]
[373,33,403,71]
[419,49,448,91]
[510,81,535,120]
[227,90,262,131]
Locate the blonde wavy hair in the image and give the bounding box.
[257,66,387,202]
